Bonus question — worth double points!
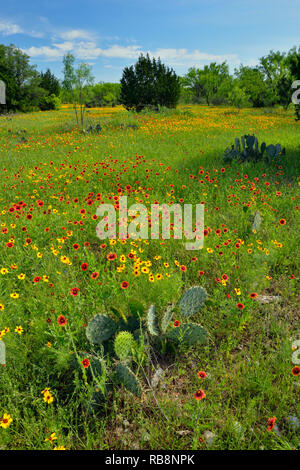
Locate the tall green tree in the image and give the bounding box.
[0,43,42,111]
[120,53,180,111]
[259,50,292,107]
[234,65,271,107]
[40,68,60,96]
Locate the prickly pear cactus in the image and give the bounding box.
[86,314,116,345]
[114,331,134,360]
[179,286,207,318]
[161,304,174,333]
[252,211,262,232]
[147,305,160,336]
[166,323,208,346]
[115,363,141,396]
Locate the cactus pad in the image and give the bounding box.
[86,314,116,345]
[161,304,174,333]
[166,323,208,346]
[147,305,160,336]
[114,331,134,360]
[179,286,207,317]
[115,363,141,396]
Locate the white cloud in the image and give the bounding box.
[23,39,239,68]
[0,20,23,35]
[58,29,96,41]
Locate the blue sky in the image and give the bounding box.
[0,0,299,82]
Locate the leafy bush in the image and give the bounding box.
[224,134,285,163]
[39,93,61,111]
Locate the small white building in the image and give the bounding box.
[0,80,6,105]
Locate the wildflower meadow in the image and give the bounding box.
[0,103,299,450]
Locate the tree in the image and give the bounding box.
[259,51,292,107]
[182,62,231,105]
[234,65,271,107]
[0,43,43,111]
[39,69,60,96]
[62,53,94,127]
[227,83,250,108]
[120,54,180,111]
[85,82,121,107]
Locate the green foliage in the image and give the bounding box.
[0,44,61,112]
[39,93,61,111]
[86,82,121,107]
[114,331,134,360]
[227,84,251,108]
[179,286,207,318]
[115,363,141,396]
[120,53,180,111]
[182,62,231,105]
[85,314,117,345]
[39,69,60,97]
[166,323,208,346]
[224,134,285,163]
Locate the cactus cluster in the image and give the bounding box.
[224,134,285,164]
[82,313,141,404]
[73,286,209,413]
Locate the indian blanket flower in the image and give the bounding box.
[194,389,206,401]
[267,416,276,432]
[197,371,207,379]
[57,315,67,327]
[292,366,300,376]
[82,358,90,369]
[70,287,79,296]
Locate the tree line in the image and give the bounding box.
[0,43,299,117]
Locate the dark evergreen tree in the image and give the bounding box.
[39,69,60,96]
[120,54,180,111]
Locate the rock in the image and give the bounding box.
[286,415,300,431]
[151,367,165,388]
[257,295,281,304]
[203,430,216,447]
[176,430,191,436]
[233,421,244,436]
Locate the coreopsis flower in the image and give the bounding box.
[15,325,23,335]
[45,432,57,443]
[0,413,12,429]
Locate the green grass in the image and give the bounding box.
[0,104,299,450]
